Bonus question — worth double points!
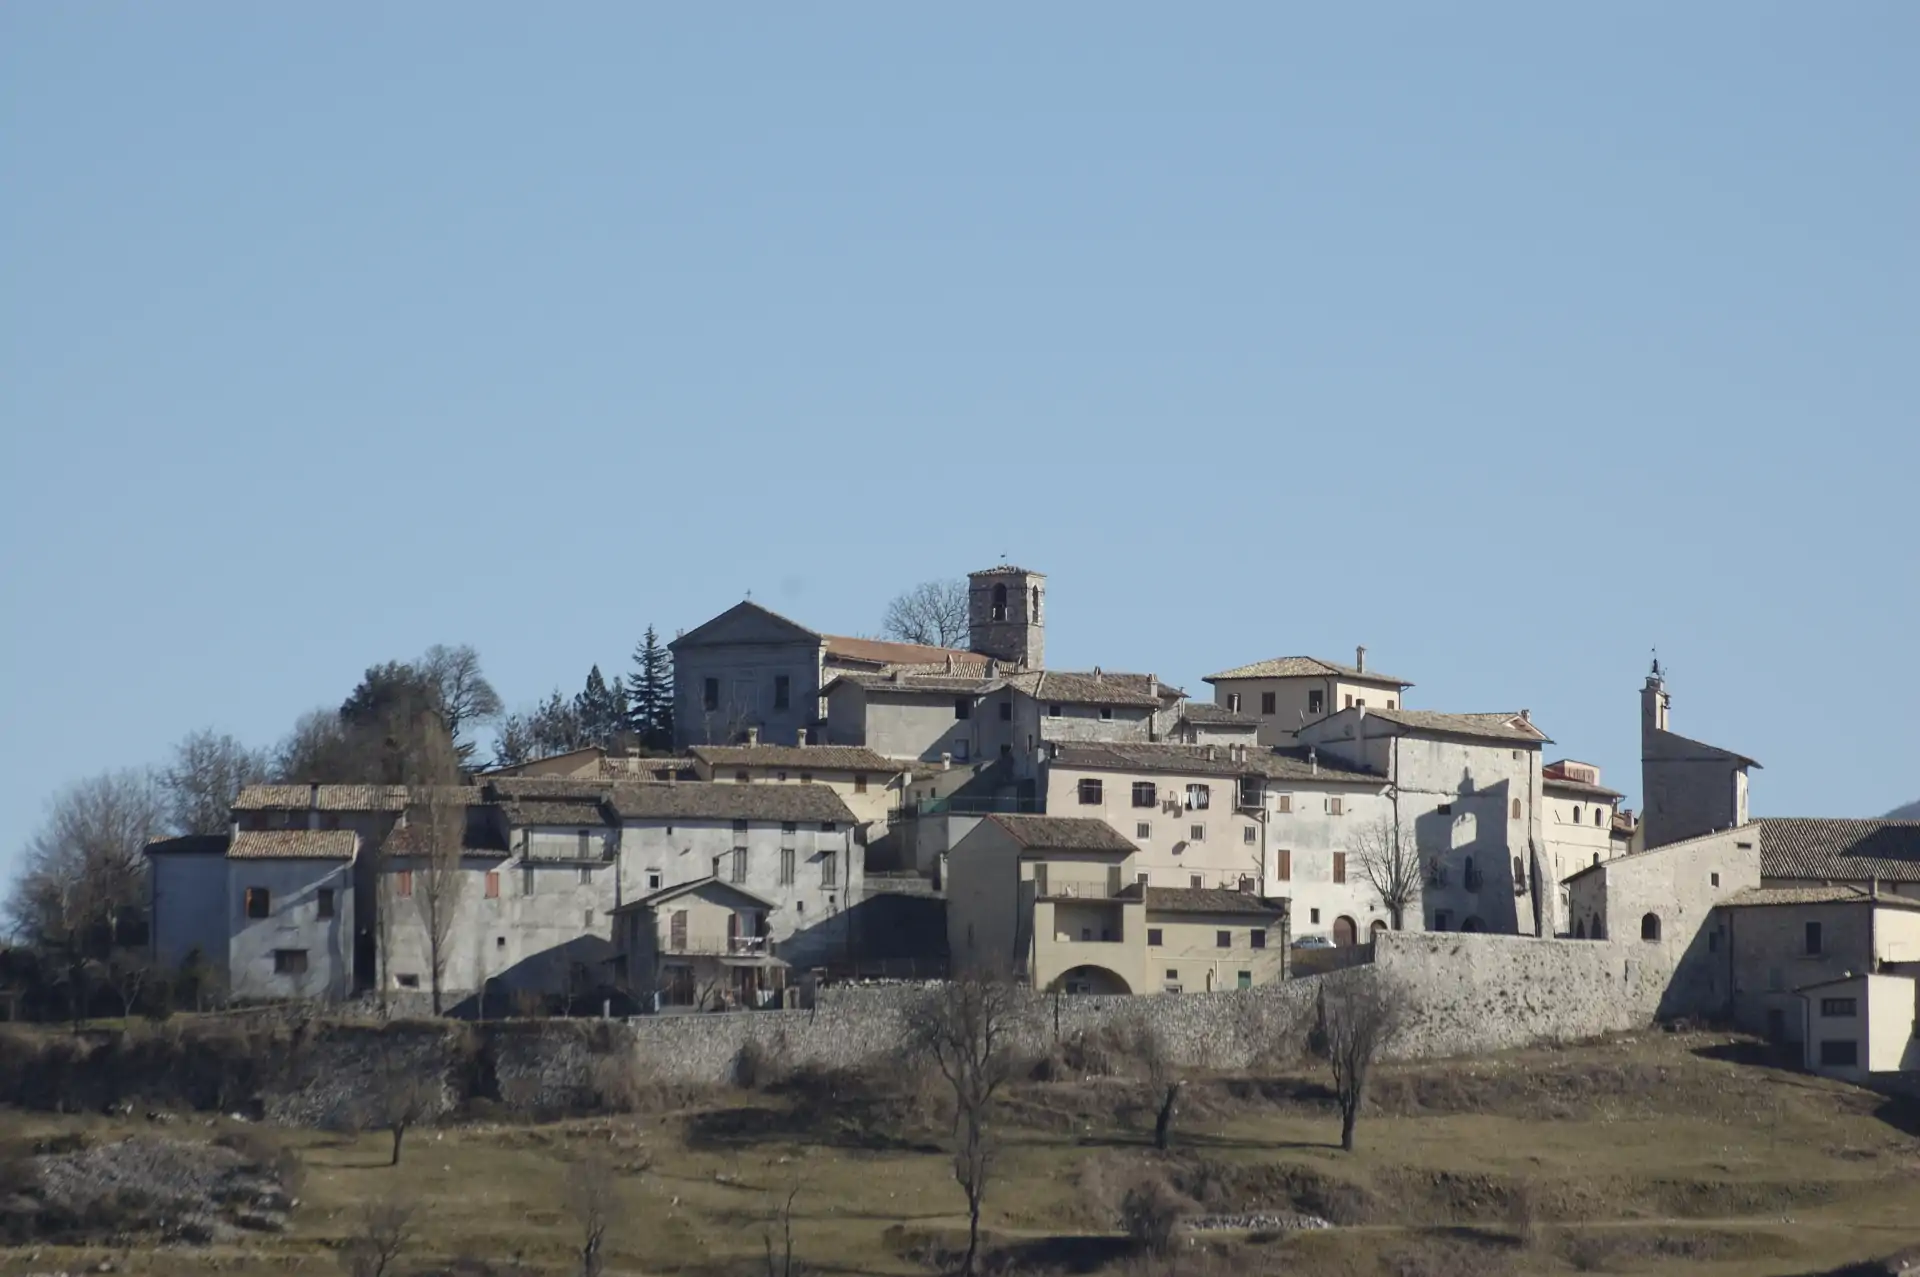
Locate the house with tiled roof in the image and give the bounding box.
[1205,646,1414,745]
[945,814,1289,994]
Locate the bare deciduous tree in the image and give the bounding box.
[366,1032,436,1166]
[763,1181,802,1277]
[566,1151,616,1277]
[906,975,1029,1277]
[161,729,270,835]
[1350,814,1422,932]
[1319,974,1409,1152]
[417,643,504,756]
[881,579,970,649]
[340,1198,416,1277]
[404,765,469,1016]
[5,770,165,1025]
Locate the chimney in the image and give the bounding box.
[1093,666,1103,681]
[746,726,760,747]
[940,752,952,772]
[1309,746,1318,775]
[946,653,955,673]
[1355,645,1366,674]
[1520,709,1531,724]
[1148,676,1158,698]
[797,728,808,748]
[1205,744,1216,762]
[891,667,906,684]
[986,658,999,678]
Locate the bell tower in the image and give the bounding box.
[968,565,1045,669]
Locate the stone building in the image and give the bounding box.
[1041,741,1397,946]
[686,740,908,829]
[223,829,360,1001]
[1540,760,1624,934]
[1639,660,1759,851]
[1797,971,1920,1079]
[1297,706,1552,936]
[945,814,1288,995]
[611,877,788,1010]
[1205,649,1413,746]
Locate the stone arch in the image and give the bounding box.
[991,582,1008,620]
[1640,912,1661,942]
[1369,919,1388,940]
[1333,916,1358,946]
[1049,964,1132,995]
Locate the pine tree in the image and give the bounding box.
[575,666,621,748]
[626,626,675,750]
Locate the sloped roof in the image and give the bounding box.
[1206,656,1412,688]
[609,782,855,825]
[1724,884,1920,910]
[229,829,359,860]
[1049,742,1386,786]
[1323,706,1550,745]
[1179,701,1259,726]
[233,784,409,812]
[1650,727,1761,769]
[669,600,820,650]
[691,745,904,773]
[1760,818,1920,883]
[823,672,1001,697]
[1143,887,1288,917]
[611,874,781,914]
[145,834,230,857]
[1004,670,1171,709]
[822,634,986,670]
[1544,775,1624,800]
[985,814,1136,853]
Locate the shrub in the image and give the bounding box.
[733,1033,792,1090]
[1119,1172,1194,1256]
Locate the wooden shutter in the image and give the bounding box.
[1332,852,1347,884]
[1276,849,1291,881]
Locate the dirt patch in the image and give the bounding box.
[1556,1226,1803,1272]
[0,1132,298,1245]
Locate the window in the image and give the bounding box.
[954,698,972,720]
[1310,908,1320,924]
[821,852,838,887]
[1511,798,1522,819]
[1032,585,1041,618]
[821,822,837,833]
[1640,913,1661,941]
[484,872,499,900]
[1099,706,1113,721]
[1513,856,1527,892]
[1227,693,1242,713]
[1251,929,1267,949]
[1242,826,1256,845]
[273,949,308,976]
[781,821,797,838]
[1136,822,1151,839]
[1189,824,1205,842]
[1147,928,1163,947]
[1275,849,1291,881]
[396,973,420,990]
[1821,997,1858,1018]
[703,678,720,711]
[991,582,1007,620]
[578,865,592,885]
[1131,782,1157,808]
[1137,872,1150,886]
[1308,690,1324,714]
[1820,1040,1859,1068]
[647,870,661,891]
[1077,778,1104,804]
[1186,783,1211,810]
[1432,910,1450,931]
[854,772,868,793]
[1327,797,1343,816]
[1261,691,1276,715]
[735,770,750,784]
[778,848,796,884]
[777,770,787,782]
[317,888,335,918]
[245,887,270,918]
[497,936,506,948]
[733,819,749,844]
[952,741,970,761]
[1190,874,1203,888]
[773,675,790,710]
[1437,804,1453,816]
[1344,694,1353,709]
[987,699,1008,723]
[1709,871,1721,888]
[396,871,414,899]
[1332,852,1346,884]
[1594,808,1604,827]
[730,848,747,883]
[1216,930,1231,948]
[523,863,535,896]
[1572,805,1582,825]
[583,909,594,927]
[1274,794,1292,814]
[1237,971,1252,990]
[577,830,591,858]
[1805,922,1823,956]
[1387,699,1396,709]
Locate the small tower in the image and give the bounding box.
[1641,653,1670,739]
[968,565,1045,669]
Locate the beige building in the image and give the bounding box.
[1797,972,1920,1079]
[1042,741,1396,946]
[1205,649,1413,746]
[611,876,787,1011]
[1541,760,1624,934]
[946,814,1287,995]
[688,739,908,828]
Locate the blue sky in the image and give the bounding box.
[2,3,1915,874]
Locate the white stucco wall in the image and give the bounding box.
[228,857,357,1001]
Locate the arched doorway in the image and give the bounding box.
[1049,965,1132,995]
[1369,920,1388,940]
[1461,916,1485,933]
[1333,916,1358,947]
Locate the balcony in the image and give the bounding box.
[661,935,776,958]
[1033,865,1127,899]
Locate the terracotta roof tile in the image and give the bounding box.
[692,745,905,773]
[1143,886,1288,917]
[1759,818,1920,883]
[229,829,359,860]
[232,784,409,812]
[985,814,1136,853]
[1206,656,1412,687]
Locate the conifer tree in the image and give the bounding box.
[575,665,622,748]
[626,626,675,750]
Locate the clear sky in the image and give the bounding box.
[2,4,1915,876]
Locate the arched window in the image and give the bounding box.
[1592,916,1606,940]
[1511,798,1522,819]
[1640,912,1661,942]
[1575,918,1587,939]
[1594,808,1604,827]
[1031,586,1041,621]
[1572,805,1582,825]
[991,582,1007,621]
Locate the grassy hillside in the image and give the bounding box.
[1,1029,1916,1276]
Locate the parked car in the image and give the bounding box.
[1292,934,1335,949]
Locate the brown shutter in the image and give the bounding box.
[1276,848,1292,881]
[1333,852,1347,884]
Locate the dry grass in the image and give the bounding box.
[0,1030,1915,1275]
